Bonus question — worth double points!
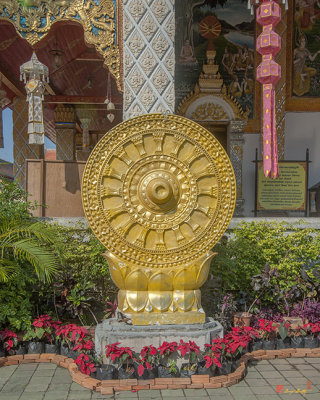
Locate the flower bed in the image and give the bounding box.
[1,316,320,388]
[1,347,320,394]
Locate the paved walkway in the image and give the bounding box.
[0,358,320,400]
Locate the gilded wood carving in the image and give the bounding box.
[0,0,122,90]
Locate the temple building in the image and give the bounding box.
[0,0,319,218]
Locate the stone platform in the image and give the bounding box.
[95,317,223,362]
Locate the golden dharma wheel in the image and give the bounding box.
[82,114,236,325]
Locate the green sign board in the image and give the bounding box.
[257,162,307,211]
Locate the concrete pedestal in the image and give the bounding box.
[95,317,223,363]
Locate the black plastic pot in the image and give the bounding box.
[231,360,239,372]
[290,336,304,348]
[180,363,198,378]
[276,337,291,349]
[197,361,215,377]
[118,366,136,379]
[14,343,26,355]
[304,335,318,348]
[262,339,276,350]
[0,345,5,357]
[158,365,180,378]
[95,364,117,380]
[28,341,44,354]
[60,344,69,357]
[250,341,263,351]
[60,344,78,360]
[44,343,60,354]
[216,360,232,376]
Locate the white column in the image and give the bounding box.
[123,0,175,119]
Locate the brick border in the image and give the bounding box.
[1,348,320,394]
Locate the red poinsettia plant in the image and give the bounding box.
[75,353,96,376]
[0,328,19,353]
[158,340,178,371]
[73,337,95,355]
[258,319,278,340]
[299,322,320,337]
[204,338,222,369]
[105,343,136,372]
[225,326,260,358]
[33,315,61,343]
[310,322,320,336]
[135,345,159,377]
[56,323,89,348]
[177,340,200,371]
[23,315,62,344]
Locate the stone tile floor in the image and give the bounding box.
[0,358,319,400]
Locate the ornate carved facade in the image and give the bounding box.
[0,0,121,90]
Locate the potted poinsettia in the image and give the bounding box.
[75,353,96,376]
[134,345,159,379]
[301,323,319,348]
[218,339,234,375]
[0,328,19,355]
[224,326,256,370]
[310,322,320,347]
[202,340,222,377]
[23,322,45,354]
[73,337,103,378]
[56,324,88,359]
[256,319,277,350]
[158,341,179,378]
[23,315,61,354]
[105,343,136,379]
[177,340,200,377]
[33,315,61,353]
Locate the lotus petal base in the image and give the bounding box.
[104,251,216,325]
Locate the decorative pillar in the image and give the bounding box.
[228,120,247,217]
[54,105,76,161]
[123,0,175,119]
[76,118,91,161]
[12,97,43,187]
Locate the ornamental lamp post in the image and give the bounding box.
[20,52,49,145]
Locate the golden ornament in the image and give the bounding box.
[82,114,236,325]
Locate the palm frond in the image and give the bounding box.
[12,238,60,282]
[26,222,58,244]
[0,259,19,282]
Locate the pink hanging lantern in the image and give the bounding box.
[254,0,283,179]
[256,0,282,179]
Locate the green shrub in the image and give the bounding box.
[0,272,33,331]
[0,177,38,220]
[34,223,116,324]
[0,178,115,328]
[211,221,320,307]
